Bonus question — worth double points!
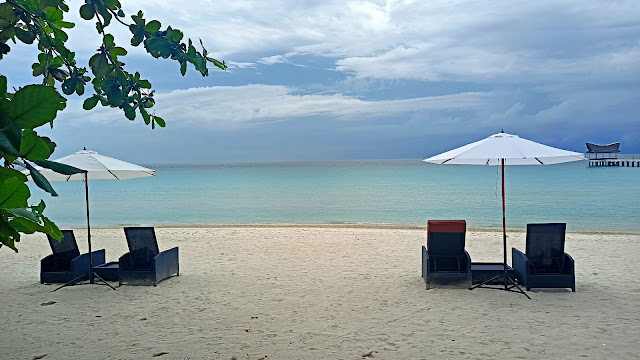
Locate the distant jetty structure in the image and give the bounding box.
[586,142,638,167]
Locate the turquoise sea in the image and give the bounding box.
[29,159,640,232]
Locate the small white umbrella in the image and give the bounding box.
[28,149,155,288]
[424,131,585,296]
[38,149,155,180]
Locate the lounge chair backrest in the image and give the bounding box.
[124,227,160,270]
[526,223,566,268]
[47,230,81,262]
[427,220,466,256]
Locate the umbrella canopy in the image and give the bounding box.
[423,131,584,296]
[33,149,155,181]
[424,132,585,165]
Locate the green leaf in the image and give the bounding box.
[33,160,83,175]
[140,108,150,125]
[131,11,145,26]
[43,216,62,240]
[51,27,68,43]
[32,60,46,77]
[109,46,127,57]
[20,129,52,161]
[45,7,63,23]
[144,20,161,34]
[49,68,69,81]
[209,58,228,71]
[15,28,36,44]
[9,217,45,235]
[180,61,187,76]
[62,76,78,95]
[131,29,144,46]
[166,28,183,42]
[103,0,122,10]
[0,217,20,252]
[58,21,75,29]
[0,43,10,60]
[0,130,20,157]
[24,162,58,197]
[41,136,56,155]
[154,116,165,128]
[9,85,62,129]
[105,83,123,106]
[0,177,30,208]
[104,34,115,49]
[75,80,85,96]
[34,200,46,213]
[4,208,39,223]
[83,95,100,110]
[89,53,110,77]
[124,106,136,120]
[0,123,21,152]
[0,75,6,98]
[138,79,151,89]
[144,37,173,58]
[0,3,17,23]
[0,167,27,183]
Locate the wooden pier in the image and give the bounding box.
[585,142,638,167]
[588,159,640,167]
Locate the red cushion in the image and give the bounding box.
[427,220,466,233]
[427,220,466,250]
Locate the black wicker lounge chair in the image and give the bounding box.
[119,227,179,286]
[512,223,575,292]
[41,230,105,284]
[421,220,472,289]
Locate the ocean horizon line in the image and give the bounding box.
[140,155,640,168]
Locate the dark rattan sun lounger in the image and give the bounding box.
[512,223,575,292]
[119,227,179,286]
[421,220,472,289]
[41,230,105,284]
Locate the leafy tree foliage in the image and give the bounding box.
[0,0,226,251]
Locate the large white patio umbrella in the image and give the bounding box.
[29,148,154,289]
[424,131,584,296]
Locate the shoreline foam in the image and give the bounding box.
[81,223,640,235]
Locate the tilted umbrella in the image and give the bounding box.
[29,149,154,289]
[424,131,584,297]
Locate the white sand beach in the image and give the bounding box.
[1,226,639,360]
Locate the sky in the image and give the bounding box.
[2,0,639,164]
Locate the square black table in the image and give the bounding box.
[92,261,119,282]
[471,262,515,285]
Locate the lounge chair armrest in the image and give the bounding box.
[463,250,472,269]
[422,246,428,279]
[153,247,179,273]
[512,247,529,281]
[563,252,575,274]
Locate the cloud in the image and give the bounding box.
[125,0,639,84]
[59,84,491,129]
[258,55,288,65]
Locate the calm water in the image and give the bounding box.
[29,159,640,231]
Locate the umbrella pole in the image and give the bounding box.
[500,159,531,298]
[501,158,507,290]
[85,171,93,284]
[470,158,530,299]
